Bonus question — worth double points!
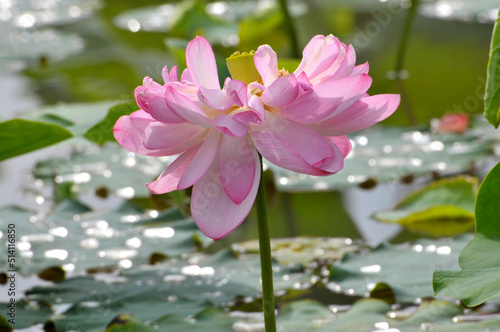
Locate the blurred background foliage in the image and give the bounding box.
[2,1,500,330]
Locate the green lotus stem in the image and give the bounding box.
[256,154,277,332]
[395,0,420,125]
[395,0,419,72]
[278,0,300,58]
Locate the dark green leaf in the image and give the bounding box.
[84,101,137,144]
[22,101,117,136]
[0,119,72,162]
[434,161,500,306]
[484,7,500,127]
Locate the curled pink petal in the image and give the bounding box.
[226,79,248,106]
[329,44,356,80]
[261,74,299,107]
[296,71,313,93]
[251,131,334,176]
[294,34,341,80]
[198,87,234,111]
[214,114,249,137]
[146,146,199,194]
[191,148,260,240]
[165,86,214,128]
[247,95,266,121]
[135,85,185,124]
[219,135,255,203]
[186,36,220,89]
[232,110,262,126]
[113,111,184,157]
[309,94,400,136]
[251,113,336,168]
[143,121,207,151]
[254,45,279,86]
[178,130,221,190]
[326,136,352,159]
[281,74,372,124]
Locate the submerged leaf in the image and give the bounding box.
[374,176,477,236]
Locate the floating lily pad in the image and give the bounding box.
[0,199,209,276]
[330,236,472,303]
[232,237,360,265]
[15,248,311,331]
[373,176,477,236]
[34,143,168,199]
[99,298,500,332]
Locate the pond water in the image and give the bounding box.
[2,0,500,331]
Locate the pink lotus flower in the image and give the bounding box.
[113,35,400,240]
[432,113,469,134]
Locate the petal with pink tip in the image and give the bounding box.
[214,114,249,137]
[254,45,279,86]
[281,74,372,124]
[146,146,199,194]
[198,87,234,111]
[294,35,340,80]
[296,71,313,93]
[181,68,194,83]
[142,77,161,87]
[162,65,179,83]
[232,110,261,126]
[312,141,344,174]
[247,95,265,121]
[113,111,153,155]
[309,42,347,85]
[191,147,260,240]
[219,135,255,203]
[135,86,185,123]
[309,94,401,136]
[251,131,332,176]
[178,130,221,190]
[329,44,356,80]
[261,74,299,107]
[186,36,220,89]
[326,136,352,158]
[352,62,369,75]
[144,121,206,150]
[251,113,335,167]
[165,86,214,128]
[114,111,198,157]
[226,79,247,106]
